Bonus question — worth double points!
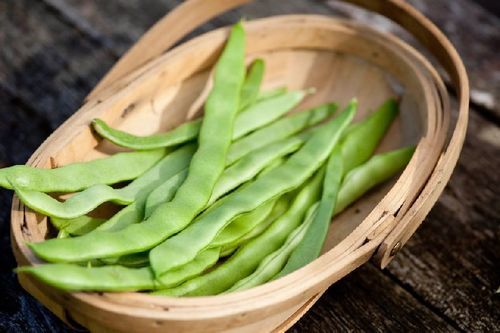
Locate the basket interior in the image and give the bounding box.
[37,48,424,252]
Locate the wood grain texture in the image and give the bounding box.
[289,265,457,332]
[385,109,500,332]
[0,0,498,332]
[0,0,115,128]
[326,0,500,119]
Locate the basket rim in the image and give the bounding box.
[10,14,455,322]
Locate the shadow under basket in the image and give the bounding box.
[10,0,469,332]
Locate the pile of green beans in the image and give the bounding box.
[5,23,415,295]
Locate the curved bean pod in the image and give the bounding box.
[335,146,415,213]
[273,100,399,276]
[92,118,202,151]
[227,103,336,164]
[340,98,398,173]
[209,198,277,248]
[256,86,287,101]
[90,59,261,152]
[49,167,188,237]
[29,22,246,263]
[95,169,187,233]
[0,149,166,192]
[91,87,303,152]
[239,59,265,110]
[153,169,324,296]
[101,251,150,268]
[227,203,319,292]
[17,264,155,292]
[232,90,308,140]
[218,194,290,252]
[150,102,355,276]
[14,145,195,219]
[51,215,106,236]
[275,146,343,278]
[207,136,303,206]
[156,247,221,288]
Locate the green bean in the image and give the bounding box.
[91,86,303,152]
[92,118,202,151]
[227,103,336,164]
[207,136,302,206]
[218,194,290,252]
[232,90,309,140]
[95,169,186,233]
[90,59,261,152]
[227,203,319,292]
[29,22,246,263]
[143,169,188,219]
[91,89,302,151]
[153,169,324,296]
[256,86,287,101]
[156,247,220,288]
[101,252,149,268]
[110,144,288,263]
[17,264,156,292]
[51,215,106,236]
[220,246,238,257]
[48,167,188,239]
[18,245,220,291]
[334,146,415,213]
[14,145,195,219]
[340,98,398,173]
[272,100,399,277]
[240,59,265,110]
[209,198,277,248]
[149,102,355,276]
[275,146,343,278]
[0,149,166,192]
[57,230,70,239]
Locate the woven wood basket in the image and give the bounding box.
[10,0,469,332]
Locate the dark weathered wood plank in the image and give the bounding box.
[290,265,457,333]
[383,108,500,332]
[0,0,116,128]
[45,0,500,118]
[326,0,500,118]
[0,87,71,333]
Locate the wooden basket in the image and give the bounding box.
[10,0,469,332]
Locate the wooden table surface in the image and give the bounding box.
[0,1,498,332]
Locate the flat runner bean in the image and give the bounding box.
[275,146,343,278]
[156,247,221,288]
[17,264,156,292]
[256,86,287,101]
[232,90,308,140]
[90,59,262,151]
[218,194,290,252]
[340,98,398,173]
[153,170,324,296]
[91,87,305,151]
[29,22,246,263]
[239,59,265,110]
[227,103,336,164]
[227,202,319,292]
[0,149,166,192]
[207,136,303,206]
[149,102,355,276]
[14,145,195,219]
[334,146,415,213]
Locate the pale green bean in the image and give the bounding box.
[0,149,166,192]
[149,102,355,276]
